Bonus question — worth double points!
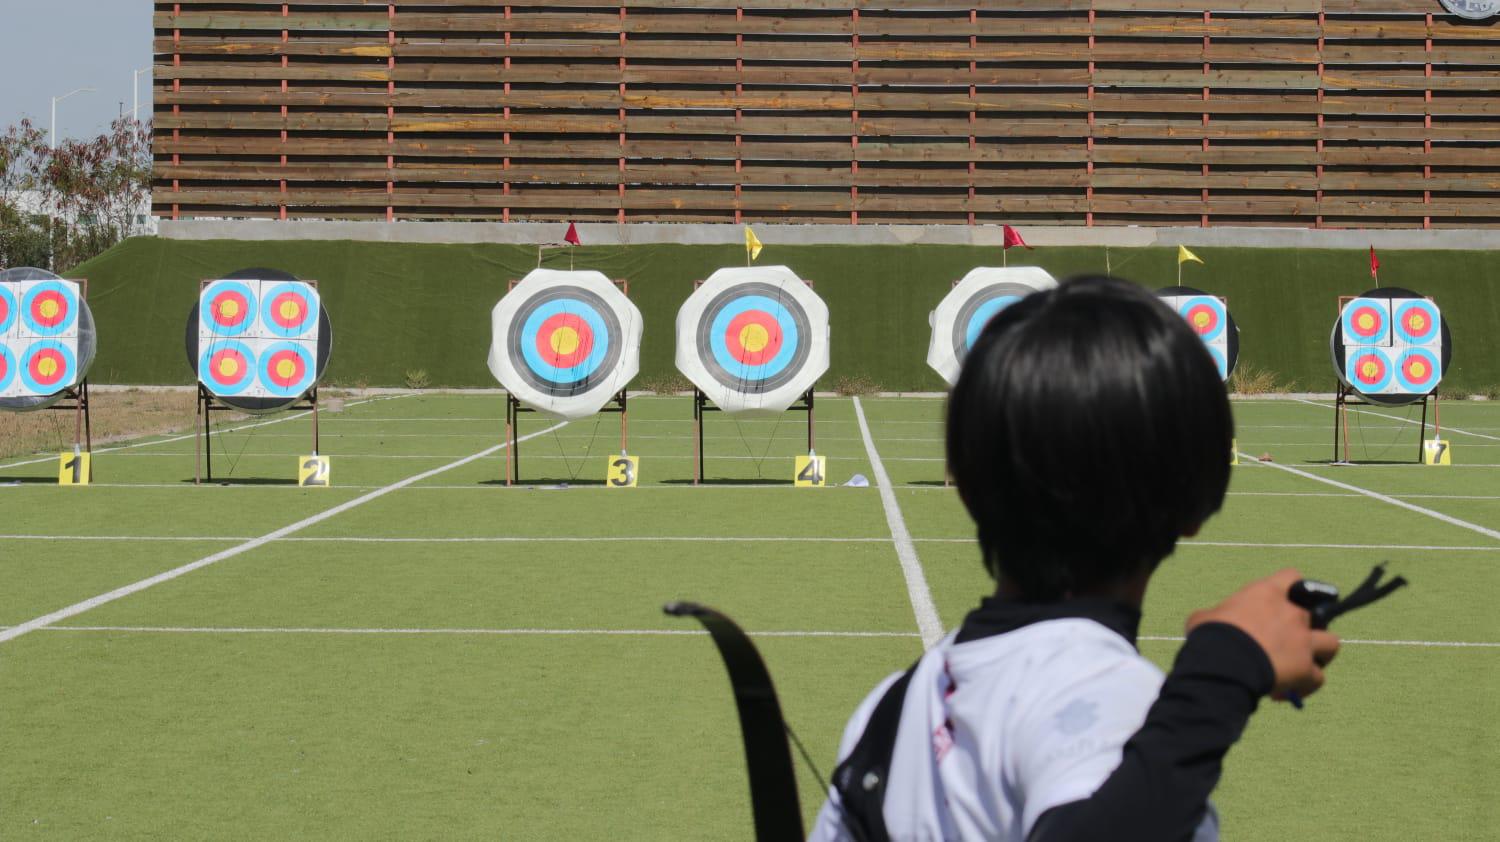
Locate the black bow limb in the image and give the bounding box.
[664,602,805,841]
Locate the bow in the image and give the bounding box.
[664,601,806,840]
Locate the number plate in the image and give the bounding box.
[794,454,826,487]
[57,451,90,486]
[299,455,331,487]
[1423,439,1451,466]
[606,454,639,488]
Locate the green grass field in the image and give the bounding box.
[2,394,1497,839]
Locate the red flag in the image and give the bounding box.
[1368,245,1379,279]
[1002,225,1031,250]
[564,222,581,246]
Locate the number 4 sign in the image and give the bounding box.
[794,453,826,487]
[299,455,331,487]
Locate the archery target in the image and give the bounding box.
[199,339,257,396]
[676,265,830,415]
[201,280,257,337]
[1331,287,1449,406]
[1393,299,1440,345]
[187,269,332,413]
[1341,297,1391,346]
[1157,287,1239,383]
[1394,346,1442,394]
[0,269,95,410]
[1344,346,1395,394]
[927,266,1058,386]
[488,268,642,421]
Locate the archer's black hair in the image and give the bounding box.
[947,275,1233,602]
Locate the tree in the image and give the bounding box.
[0,119,49,269]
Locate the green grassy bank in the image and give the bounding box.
[66,237,1500,393]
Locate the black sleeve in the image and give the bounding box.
[1028,622,1275,842]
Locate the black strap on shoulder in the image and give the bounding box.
[830,662,919,842]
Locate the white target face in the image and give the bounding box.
[196,279,324,403]
[675,265,830,415]
[488,269,643,421]
[0,273,94,406]
[926,267,1058,386]
[1331,289,1447,406]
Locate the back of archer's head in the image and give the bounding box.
[947,274,1233,601]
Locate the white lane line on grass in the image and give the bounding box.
[853,396,943,648]
[0,394,414,471]
[1137,635,1498,649]
[0,534,889,544]
[1294,397,1500,443]
[912,537,1500,552]
[1239,454,1500,544]
[26,625,920,639]
[0,421,568,645]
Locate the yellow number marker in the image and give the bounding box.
[57,451,90,485]
[299,455,331,487]
[1423,439,1451,466]
[606,454,639,488]
[794,453,826,487]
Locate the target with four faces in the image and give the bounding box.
[0,269,96,410]
[1330,287,1449,406]
[488,269,642,421]
[676,265,830,415]
[1158,287,1239,382]
[187,269,332,413]
[927,266,1058,386]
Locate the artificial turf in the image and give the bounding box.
[1,394,1496,839]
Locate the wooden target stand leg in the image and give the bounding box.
[1333,383,1433,465]
[693,387,814,485]
[505,390,628,486]
[46,378,94,482]
[195,386,320,485]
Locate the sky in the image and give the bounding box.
[0,1,153,144]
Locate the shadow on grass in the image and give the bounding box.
[177,476,300,486]
[477,477,609,488]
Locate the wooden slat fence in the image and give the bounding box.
[152,0,1500,227]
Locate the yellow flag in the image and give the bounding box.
[1177,245,1203,266]
[745,226,763,262]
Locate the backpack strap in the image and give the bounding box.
[830,662,919,842]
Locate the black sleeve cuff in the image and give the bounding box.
[1175,621,1276,700]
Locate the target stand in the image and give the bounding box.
[693,386,814,485]
[1331,383,1435,465]
[195,385,320,484]
[499,276,633,486]
[46,380,95,481]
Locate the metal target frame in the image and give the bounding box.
[689,277,817,486]
[191,275,325,485]
[502,276,633,486]
[0,272,95,479]
[1329,292,1446,464]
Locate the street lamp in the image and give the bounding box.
[132,67,150,122]
[50,87,95,148]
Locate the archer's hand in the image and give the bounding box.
[1187,568,1341,701]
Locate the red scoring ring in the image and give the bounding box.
[534,312,595,369]
[723,310,783,364]
[208,347,250,386]
[1349,306,1384,338]
[29,290,70,328]
[1183,304,1220,336]
[1353,353,1387,386]
[264,348,308,387]
[268,291,309,329]
[1400,308,1435,340]
[27,347,67,386]
[1401,353,1434,385]
[0,354,7,380]
[210,290,252,328]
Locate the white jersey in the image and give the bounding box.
[810,617,1219,841]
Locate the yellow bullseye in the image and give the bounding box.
[276,358,297,380]
[1360,361,1380,380]
[739,323,770,354]
[37,357,58,378]
[220,299,240,319]
[39,299,60,319]
[279,300,301,321]
[550,326,581,357]
[1357,313,1375,331]
[1193,312,1211,329]
[1409,314,1426,331]
[218,357,240,378]
[1410,360,1427,378]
